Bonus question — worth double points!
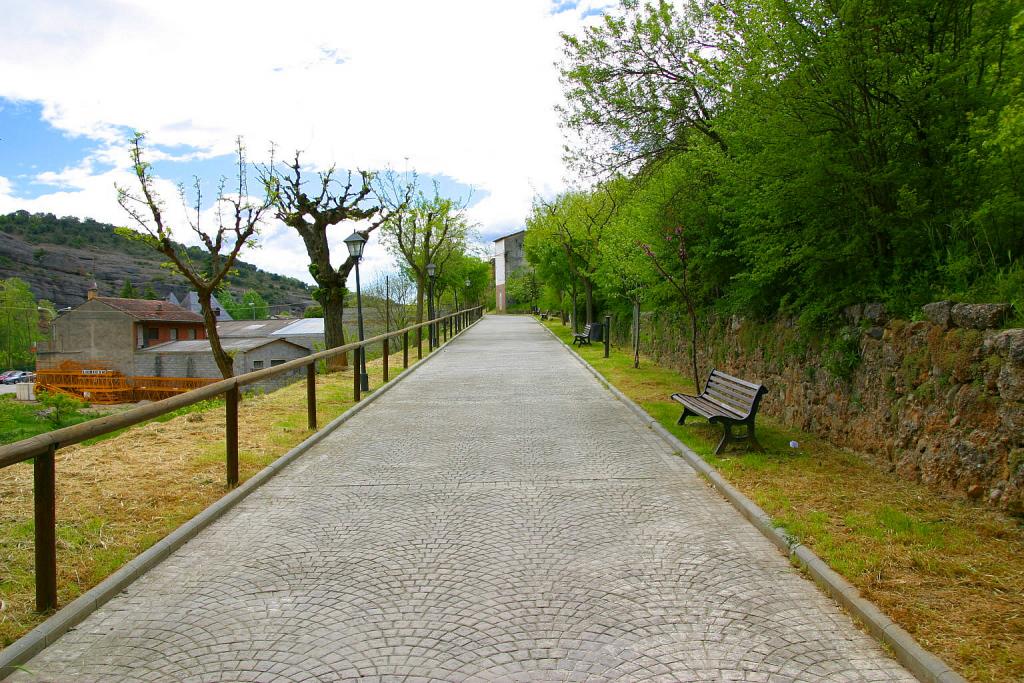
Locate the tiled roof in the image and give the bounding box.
[94,297,204,323]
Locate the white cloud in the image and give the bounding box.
[0,0,614,281]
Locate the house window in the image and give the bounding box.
[252,360,265,370]
[145,327,159,345]
[270,359,285,367]
[169,329,178,341]
[188,328,197,340]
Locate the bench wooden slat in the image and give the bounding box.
[707,375,760,399]
[671,393,745,419]
[703,392,751,417]
[708,369,761,392]
[704,385,754,413]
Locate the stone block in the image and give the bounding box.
[950,303,1011,330]
[921,301,952,329]
[863,302,887,324]
[985,328,1024,363]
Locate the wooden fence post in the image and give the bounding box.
[306,364,317,430]
[226,386,239,487]
[383,338,390,383]
[403,331,409,368]
[34,444,57,612]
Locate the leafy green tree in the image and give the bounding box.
[0,277,53,369]
[377,175,473,323]
[303,304,323,318]
[504,269,541,310]
[240,290,269,320]
[120,279,138,298]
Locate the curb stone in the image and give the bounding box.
[0,315,483,680]
[537,319,966,683]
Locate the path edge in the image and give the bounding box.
[0,315,484,679]
[538,320,965,683]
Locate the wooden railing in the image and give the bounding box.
[0,306,484,613]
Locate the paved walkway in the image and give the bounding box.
[12,316,914,682]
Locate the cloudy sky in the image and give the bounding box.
[0,0,610,284]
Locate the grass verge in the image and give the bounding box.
[543,318,1023,683]
[0,351,413,650]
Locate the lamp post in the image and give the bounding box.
[344,231,369,391]
[249,301,255,320]
[426,262,437,348]
[464,278,471,308]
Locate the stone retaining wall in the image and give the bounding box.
[614,303,1023,512]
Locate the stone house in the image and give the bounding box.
[136,337,309,392]
[37,293,207,376]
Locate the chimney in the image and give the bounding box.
[87,282,99,300]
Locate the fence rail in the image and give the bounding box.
[0,306,484,613]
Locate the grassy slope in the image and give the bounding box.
[543,318,1023,683]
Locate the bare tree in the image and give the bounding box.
[364,271,415,332]
[116,133,271,378]
[262,153,412,369]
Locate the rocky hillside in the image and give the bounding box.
[0,211,314,314]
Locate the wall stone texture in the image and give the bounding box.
[614,303,1024,513]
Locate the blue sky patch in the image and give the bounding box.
[0,99,110,198]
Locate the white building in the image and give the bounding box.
[493,230,526,312]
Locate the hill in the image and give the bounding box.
[0,211,315,314]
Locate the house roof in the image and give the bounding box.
[139,337,307,354]
[94,297,204,323]
[493,229,526,242]
[217,319,299,336]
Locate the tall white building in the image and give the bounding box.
[493,230,526,312]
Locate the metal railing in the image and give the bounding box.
[0,306,484,613]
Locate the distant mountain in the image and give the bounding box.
[0,210,315,314]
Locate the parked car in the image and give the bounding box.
[0,370,20,383]
[1,371,34,385]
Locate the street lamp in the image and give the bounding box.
[464,278,471,308]
[426,262,437,348]
[248,301,255,320]
[344,231,369,391]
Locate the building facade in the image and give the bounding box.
[37,295,206,376]
[493,229,526,312]
[136,338,309,392]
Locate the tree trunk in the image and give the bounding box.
[198,289,234,378]
[415,276,426,324]
[321,285,348,371]
[583,278,595,325]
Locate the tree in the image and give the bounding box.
[0,278,53,369]
[116,133,272,378]
[263,153,412,370]
[240,290,269,320]
[120,279,138,298]
[363,271,414,332]
[377,175,473,324]
[141,284,159,300]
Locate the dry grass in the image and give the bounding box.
[0,355,405,649]
[544,319,1024,683]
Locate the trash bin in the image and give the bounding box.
[589,321,603,342]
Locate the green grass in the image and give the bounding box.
[541,316,1024,683]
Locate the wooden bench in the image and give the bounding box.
[671,369,767,454]
[540,312,549,320]
[572,323,593,346]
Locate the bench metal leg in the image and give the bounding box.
[677,408,692,426]
[714,422,733,455]
[746,422,765,452]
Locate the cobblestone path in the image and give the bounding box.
[11,316,915,682]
